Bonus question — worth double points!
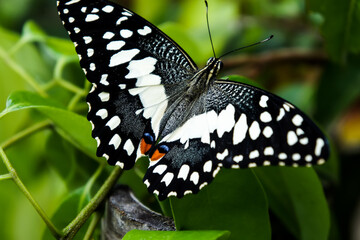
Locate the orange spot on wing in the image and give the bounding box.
[140,138,152,154]
[150,149,165,161]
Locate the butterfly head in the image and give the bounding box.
[206,57,224,79]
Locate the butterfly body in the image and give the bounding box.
[57,0,329,200]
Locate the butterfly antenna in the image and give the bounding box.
[219,35,274,59]
[205,0,217,58]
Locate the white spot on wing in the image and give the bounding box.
[153,164,167,175]
[103,32,115,39]
[124,139,135,155]
[168,192,177,197]
[109,134,121,149]
[248,163,257,168]
[283,104,290,112]
[161,172,174,187]
[296,128,305,135]
[144,179,150,187]
[260,111,272,123]
[116,16,128,25]
[233,155,243,163]
[102,5,114,13]
[100,74,109,86]
[83,36,92,44]
[116,161,124,169]
[249,150,259,159]
[217,104,235,138]
[315,138,325,156]
[263,126,273,138]
[138,26,152,36]
[200,182,208,190]
[85,14,99,22]
[249,121,261,140]
[125,57,157,79]
[96,109,108,119]
[277,108,285,121]
[106,116,121,130]
[233,113,247,144]
[292,153,301,161]
[203,160,212,172]
[120,29,133,38]
[122,11,133,16]
[135,74,161,87]
[109,49,140,67]
[98,92,110,102]
[65,0,80,5]
[190,172,200,185]
[300,137,309,145]
[89,63,96,71]
[287,131,298,146]
[264,147,274,156]
[259,95,269,108]
[217,149,229,160]
[87,48,94,57]
[292,114,303,126]
[107,40,125,51]
[178,164,190,180]
[305,155,312,162]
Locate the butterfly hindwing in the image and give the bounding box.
[208,81,329,168]
[57,0,198,168]
[144,80,329,199]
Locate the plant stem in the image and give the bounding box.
[0,47,48,98]
[83,211,103,240]
[1,120,52,150]
[62,166,123,239]
[0,147,63,238]
[56,78,86,96]
[0,173,13,181]
[78,163,105,212]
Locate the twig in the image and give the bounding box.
[61,166,123,240]
[1,120,52,150]
[0,147,63,238]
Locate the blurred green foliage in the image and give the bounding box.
[0,0,359,239]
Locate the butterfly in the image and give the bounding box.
[57,0,329,200]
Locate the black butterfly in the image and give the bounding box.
[57,0,329,200]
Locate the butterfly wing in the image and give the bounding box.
[144,80,329,200]
[57,0,198,169]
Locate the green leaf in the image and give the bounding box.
[306,0,360,62]
[254,167,330,240]
[42,187,91,240]
[1,91,97,159]
[314,54,360,126]
[123,229,230,240]
[170,169,270,240]
[22,21,47,42]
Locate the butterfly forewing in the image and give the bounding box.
[57,0,198,169]
[57,0,329,200]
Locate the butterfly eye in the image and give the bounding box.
[217,61,224,71]
[207,57,215,65]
